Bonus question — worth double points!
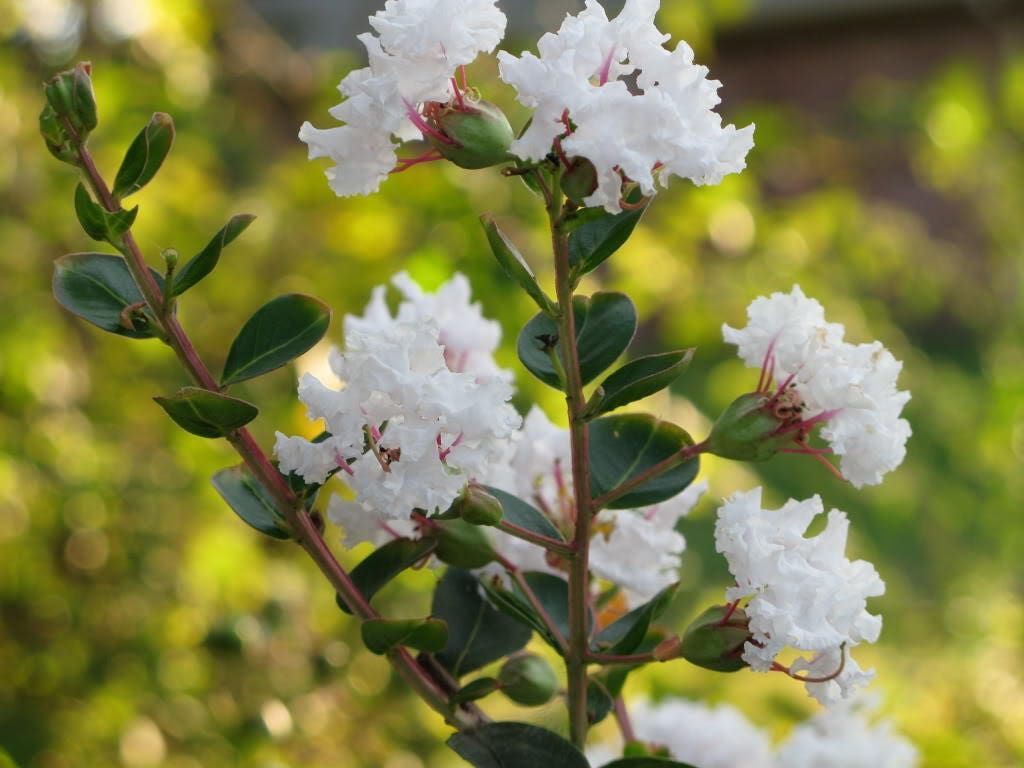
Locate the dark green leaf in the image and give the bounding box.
[153,387,258,438]
[52,252,162,339]
[221,294,331,385]
[450,677,501,705]
[360,617,448,655]
[590,414,700,509]
[483,486,565,543]
[336,537,438,616]
[587,350,695,419]
[112,112,175,199]
[211,464,290,540]
[480,214,556,315]
[171,214,256,297]
[593,583,679,655]
[74,183,137,242]
[568,198,649,279]
[599,759,698,768]
[433,568,531,676]
[481,572,587,654]
[587,677,615,725]
[447,723,589,768]
[517,292,637,389]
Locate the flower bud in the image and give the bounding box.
[498,654,558,706]
[678,604,750,673]
[562,157,598,205]
[39,105,78,165]
[428,100,514,169]
[707,392,793,462]
[429,518,497,569]
[451,483,504,527]
[43,62,97,139]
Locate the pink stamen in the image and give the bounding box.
[437,432,464,461]
[719,599,741,624]
[334,451,356,476]
[757,335,780,394]
[560,109,572,134]
[459,65,468,91]
[450,76,466,109]
[552,135,572,170]
[403,98,455,145]
[772,408,843,437]
[369,424,383,442]
[597,47,616,86]
[391,149,445,174]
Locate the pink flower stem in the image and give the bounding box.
[590,439,710,512]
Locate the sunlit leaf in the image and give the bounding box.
[447,722,589,768]
[153,387,258,438]
[112,112,174,199]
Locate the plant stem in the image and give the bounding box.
[590,438,710,512]
[548,177,593,748]
[496,519,576,558]
[497,554,569,654]
[68,133,480,731]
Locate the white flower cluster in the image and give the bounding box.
[722,285,911,487]
[715,488,885,705]
[274,274,519,547]
[299,0,506,196]
[587,697,917,768]
[484,406,705,607]
[498,0,754,212]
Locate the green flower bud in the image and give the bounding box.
[452,484,503,527]
[707,392,793,462]
[429,518,497,569]
[678,604,750,673]
[38,104,78,165]
[498,654,558,706]
[429,100,514,169]
[43,62,97,139]
[562,157,598,205]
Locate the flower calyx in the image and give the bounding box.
[675,603,751,672]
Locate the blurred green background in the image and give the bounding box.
[2,0,1023,766]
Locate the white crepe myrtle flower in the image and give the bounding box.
[300,0,507,196]
[715,487,885,704]
[586,698,774,768]
[346,271,509,380]
[721,285,911,487]
[498,0,754,212]
[777,698,919,768]
[483,406,704,606]
[274,314,519,548]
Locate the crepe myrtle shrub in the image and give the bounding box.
[41,2,918,766]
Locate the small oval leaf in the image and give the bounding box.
[336,537,438,616]
[480,214,555,315]
[450,677,501,705]
[53,252,161,339]
[483,486,565,543]
[113,112,175,199]
[517,292,637,389]
[221,294,331,386]
[211,464,290,540]
[589,414,700,509]
[587,349,694,419]
[74,183,138,243]
[360,617,448,655]
[171,214,256,297]
[568,196,649,279]
[447,723,589,768]
[154,387,258,438]
[592,583,679,655]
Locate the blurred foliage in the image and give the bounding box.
[1,1,1022,767]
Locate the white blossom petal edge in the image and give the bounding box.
[722,285,911,487]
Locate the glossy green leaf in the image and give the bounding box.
[221,294,331,385]
[483,486,565,543]
[517,292,637,389]
[112,112,175,199]
[593,583,679,655]
[568,197,649,279]
[587,677,615,725]
[336,537,437,616]
[589,414,700,509]
[171,214,256,297]
[153,387,258,438]
[447,722,589,768]
[52,252,162,339]
[599,759,698,768]
[432,568,531,677]
[482,572,587,654]
[360,617,448,655]
[480,214,556,315]
[74,183,137,243]
[450,677,500,705]
[587,350,694,419]
[211,464,290,540]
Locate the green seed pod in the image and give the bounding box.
[678,604,750,673]
[430,518,497,569]
[452,484,504,527]
[707,392,792,462]
[562,157,598,205]
[429,100,514,170]
[498,654,559,706]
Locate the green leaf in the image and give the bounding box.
[599,759,698,768]
[517,292,637,389]
[336,537,438,616]
[481,572,588,654]
[568,197,649,280]
[432,568,531,677]
[153,387,258,438]
[587,677,615,725]
[593,583,679,655]
[74,183,138,243]
[211,464,290,540]
[447,723,589,768]
[450,677,501,705]
[52,252,162,339]
[483,486,565,543]
[480,214,556,315]
[589,414,700,509]
[112,112,175,199]
[221,294,331,385]
[171,214,256,297]
[587,350,694,419]
[360,617,448,655]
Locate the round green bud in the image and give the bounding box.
[707,392,792,462]
[679,604,750,673]
[430,518,497,569]
[498,654,559,706]
[429,100,514,170]
[44,63,97,136]
[453,484,504,527]
[562,157,598,205]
